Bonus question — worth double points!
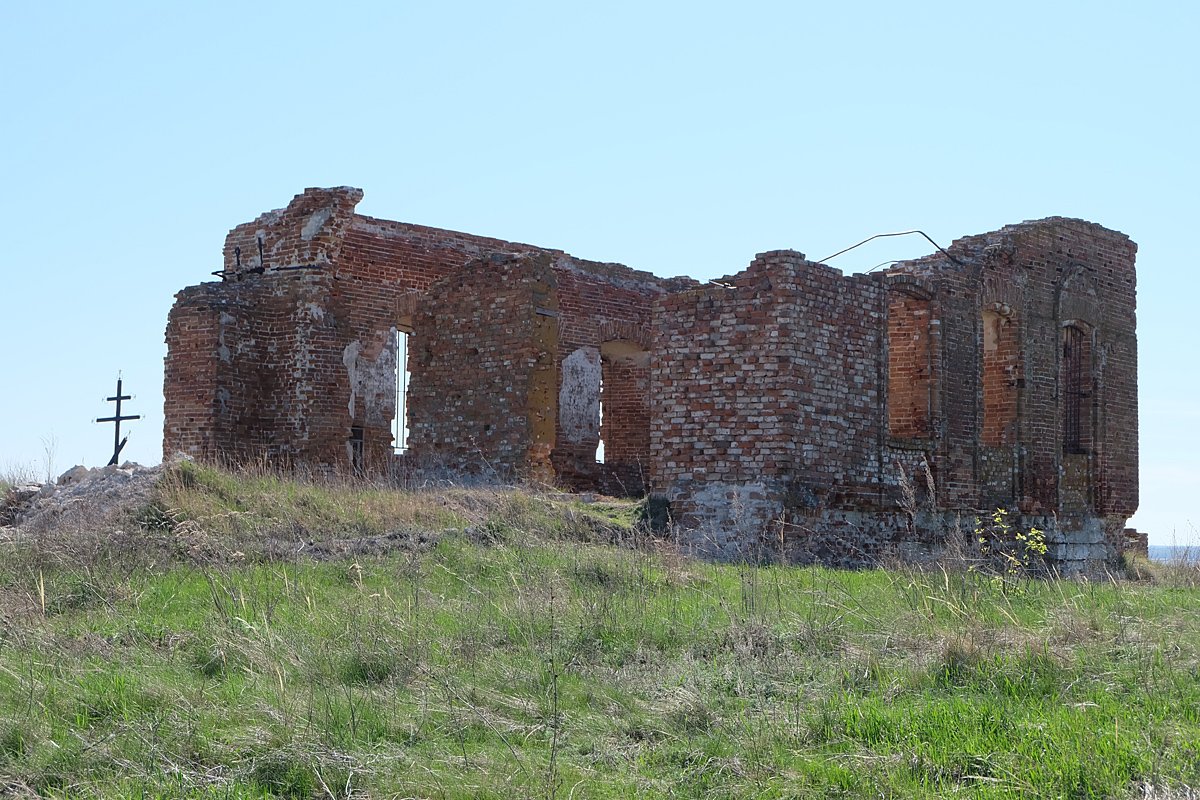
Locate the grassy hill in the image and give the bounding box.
[0,462,1197,798]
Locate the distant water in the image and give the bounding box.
[1148,545,1200,564]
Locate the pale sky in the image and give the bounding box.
[1,1,1196,544]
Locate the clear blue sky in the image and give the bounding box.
[1,1,1195,544]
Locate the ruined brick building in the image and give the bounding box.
[164,187,1140,571]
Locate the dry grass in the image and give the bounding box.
[0,462,1196,798]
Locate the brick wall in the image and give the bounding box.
[550,264,672,493]
[163,287,222,459]
[165,187,687,487]
[599,344,651,492]
[406,254,555,479]
[164,190,1139,570]
[647,219,1137,570]
[878,217,1138,567]
[650,251,890,556]
[889,218,1138,517]
[981,307,1020,447]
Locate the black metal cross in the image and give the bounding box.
[97,376,141,466]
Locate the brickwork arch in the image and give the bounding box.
[1056,265,1101,326]
[394,290,421,324]
[884,273,933,301]
[596,319,654,351]
[980,271,1026,310]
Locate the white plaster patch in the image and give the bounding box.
[559,347,601,444]
[304,302,325,321]
[693,482,781,530]
[217,312,235,363]
[343,337,398,425]
[301,207,333,241]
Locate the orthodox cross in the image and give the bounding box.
[96,376,141,466]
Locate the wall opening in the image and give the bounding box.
[598,339,651,477]
[349,426,364,473]
[393,324,412,454]
[595,372,606,463]
[1062,322,1093,454]
[981,306,1020,446]
[887,294,933,439]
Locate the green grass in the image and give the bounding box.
[0,463,1197,798]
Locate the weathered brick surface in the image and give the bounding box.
[887,294,933,439]
[165,190,1138,571]
[648,219,1137,570]
[650,252,893,557]
[165,187,692,486]
[406,253,557,480]
[550,261,669,493]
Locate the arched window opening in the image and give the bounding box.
[1062,323,1093,454]
[888,294,934,439]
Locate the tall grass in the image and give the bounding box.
[1,462,37,495]
[0,462,1196,798]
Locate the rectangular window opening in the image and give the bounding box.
[393,329,411,454]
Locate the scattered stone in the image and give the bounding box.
[57,465,90,486]
[9,462,165,535]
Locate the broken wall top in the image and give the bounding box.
[884,217,1137,285]
[216,186,696,295]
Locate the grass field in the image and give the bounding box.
[1,463,1198,798]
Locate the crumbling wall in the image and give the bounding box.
[650,251,888,558]
[166,187,680,483]
[166,189,1139,570]
[406,253,557,479]
[1010,221,1137,562]
[650,220,1137,570]
[166,189,548,472]
[651,258,799,550]
[221,187,364,274]
[164,276,297,462]
[549,261,676,493]
[164,286,225,460]
[876,218,1138,567]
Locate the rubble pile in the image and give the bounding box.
[1,462,165,536]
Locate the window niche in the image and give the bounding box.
[981,304,1020,447]
[349,426,365,474]
[887,291,935,440]
[1061,321,1094,455]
